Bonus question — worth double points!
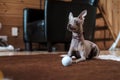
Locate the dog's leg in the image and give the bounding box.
[67,39,75,57]
[60,45,73,58]
[67,46,73,57]
[92,46,100,59]
[91,44,100,58]
[75,51,86,63]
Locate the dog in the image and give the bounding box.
[67,10,100,63]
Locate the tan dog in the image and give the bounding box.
[67,10,100,63]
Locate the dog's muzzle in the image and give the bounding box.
[67,24,78,32]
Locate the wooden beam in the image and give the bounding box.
[98,3,116,41]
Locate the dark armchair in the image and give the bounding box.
[23,0,98,51]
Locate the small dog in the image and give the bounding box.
[67,10,100,63]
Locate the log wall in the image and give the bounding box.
[0,0,119,50]
[0,0,40,49]
[99,0,120,36]
[98,0,120,49]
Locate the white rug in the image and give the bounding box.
[60,53,120,61]
[98,54,120,61]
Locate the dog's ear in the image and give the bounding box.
[78,10,87,20]
[69,12,73,20]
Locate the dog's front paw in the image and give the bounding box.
[76,58,86,63]
[75,59,81,63]
[72,60,80,63]
[72,60,76,63]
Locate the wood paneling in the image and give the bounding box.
[0,0,72,50]
[98,0,120,49]
[99,0,120,37]
[0,0,119,50]
[0,0,40,49]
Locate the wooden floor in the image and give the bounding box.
[0,50,120,56]
[0,50,120,80]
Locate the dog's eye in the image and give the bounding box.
[74,20,77,23]
[74,20,79,25]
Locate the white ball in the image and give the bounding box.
[61,56,72,66]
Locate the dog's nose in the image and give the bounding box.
[68,24,72,28]
[67,24,75,30]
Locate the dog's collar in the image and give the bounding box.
[72,35,81,40]
[72,32,84,41]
